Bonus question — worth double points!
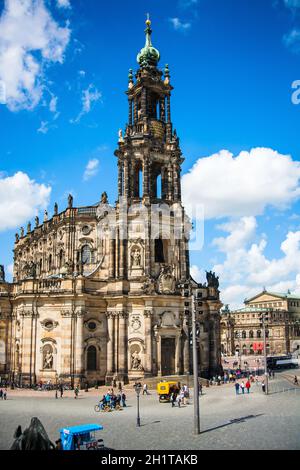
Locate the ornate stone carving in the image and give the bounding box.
[130,315,142,332]
[206,270,219,289]
[157,265,176,294]
[40,319,58,331]
[142,277,156,295]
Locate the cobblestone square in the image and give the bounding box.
[0,373,299,450]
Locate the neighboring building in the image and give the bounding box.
[0,19,222,386]
[220,290,300,356]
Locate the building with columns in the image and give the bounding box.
[220,290,300,357]
[0,19,222,386]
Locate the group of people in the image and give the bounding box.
[0,388,7,400]
[234,380,252,395]
[98,389,126,410]
[171,384,190,408]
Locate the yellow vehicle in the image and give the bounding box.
[157,381,179,403]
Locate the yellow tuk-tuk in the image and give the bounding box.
[157,381,179,402]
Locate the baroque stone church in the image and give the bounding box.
[0,19,222,386]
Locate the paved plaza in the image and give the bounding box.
[0,373,299,450]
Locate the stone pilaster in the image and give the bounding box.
[144,310,153,375]
[105,312,114,384]
[117,311,128,383]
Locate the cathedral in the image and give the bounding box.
[0,18,222,387]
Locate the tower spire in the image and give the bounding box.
[137,15,160,67]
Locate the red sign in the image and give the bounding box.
[253,342,263,351]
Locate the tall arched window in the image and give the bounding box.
[242,330,246,339]
[48,254,52,271]
[155,238,165,263]
[87,345,97,371]
[58,249,64,268]
[81,245,91,265]
[265,329,269,338]
[249,330,254,339]
[257,330,262,338]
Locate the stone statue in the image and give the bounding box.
[15,233,19,243]
[24,261,36,279]
[27,222,31,234]
[118,129,124,142]
[131,351,143,371]
[158,265,176,294]
[0,265,5,282]
[206,270,219,289]
[54,202,58,215]
[101,191,108,204]
[131,249,141,267]
[68,194,73,209]
[20,227,24,238]
[44,210,48,222]
[35,216,39,228]
[10,417,55,450]
[43,350,53,369]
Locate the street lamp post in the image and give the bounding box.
[191,293,200,435]
[134,383,142,427]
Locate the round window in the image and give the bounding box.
[44,321,53,330]
[88,321,97,331]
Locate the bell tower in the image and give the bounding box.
[115,16,183,206]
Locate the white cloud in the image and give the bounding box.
[49,95,58,113]
[169,18,191,32]
[0,0,71,111]
[283,29,300,53]
[182,148,300,220]
[211,216,300,308]
[37,120,50,134]
[70,84,102,124]
[83,159,99,181]
[57,0,71,8]
[0,172,51,231]
[190,264,206,283]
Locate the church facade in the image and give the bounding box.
[0,19,222,386]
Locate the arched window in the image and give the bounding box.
[155,238,165,263]
[87,346,97,371]
[48,254,52,271]
[58,249,64,268]
[242,344,247,355]
[249,330,254,339]
[242,330,246,339]
[234,331,239,339]
[156,174,162,199]
[257,330,262,338]
[265,329,269,338]
[81,245,91,265]
[249,344,254,354]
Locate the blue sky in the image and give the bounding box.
[1,0,300,308]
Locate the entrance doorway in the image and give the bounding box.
[161,337,175,376]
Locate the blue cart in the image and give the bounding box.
[60,424,104,450]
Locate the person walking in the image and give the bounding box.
[235,382,240,395]
[294,376,299,386]
[74,386,79,399]
[171,391,177,407]
[59,384,64,398]
[245,379,251,394]
[0,389,3,400]
[261,380,266,393]
[240,381,245,394]
[143,383,149,395]
[118,382,122,393]
[121,392,127,407]
[3,390,7,400]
